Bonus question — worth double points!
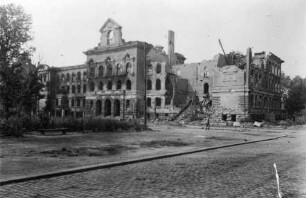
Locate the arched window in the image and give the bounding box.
[156,63,162,74]
[72,73,76,82]
[147,64,153,75]
[96,100,102,115]
[107,64,112,76]
[117,80,121,90]
[124,54,130,60]
[83,71,87,79]
[107,80,112,90]
[77,72,81,80]
[99,81,103,90]
[83,84,87,93]
[61,74,65,81]
[107,30,114,45]
[67,85,70,93]
[98,66,104,76]
[116,64,122,75]
[72,85,76,93]
[204,83,209,94]
[126,80,131,90]
[90,67,95,77]
[77,85,81,93]
[156,79,161,90]
[147,79,152,90]
[126,62,132,73]
[66,73,70,81]
[90,82,95,92]
[114,99,120,116]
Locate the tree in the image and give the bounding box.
[0,4,43,118]
[284,76,306,117]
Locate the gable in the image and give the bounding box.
[99,18,121,33]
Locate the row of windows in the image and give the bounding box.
[60,71,87,82]
[250,95,281,109]
[89,80,132,91]
[90,62,132,77]
[147,63,162,74]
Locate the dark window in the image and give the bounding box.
[72,73,76,82]
[107,81,112,90]
[77,85,81,93]
[71,99,75,107]
[147,98,151,107]
[90,82,95,92]
[222,114,227,121]
[107,64,112,76]
[83,84,87,93]
[231,115,236,122]
[126,99,130,110]
[117,80,121,90]
[204,83,209,94]
[126,80,131,90]
[66,73,70,81]
[61,74,65,81]
[83,99,86,107]
[99,66,104,76]
[156,79,161,90]
[147,80,152,90]
[56,99,59,106]
[77,99,80,107]
[72,85,76,93]
[90,100,93,108]
[156,63,161,74]
[99,81,103,90]
[83,71,87,79]
[77,72,81,80]
[155,97,161,106]
[67,86,70,93]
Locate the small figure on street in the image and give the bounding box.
[206,117,210,130]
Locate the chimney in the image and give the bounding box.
[168,30,175,66]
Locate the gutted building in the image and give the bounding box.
[38,18,284,122]
[38,18,187,119]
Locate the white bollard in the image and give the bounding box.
[274,163,282,198]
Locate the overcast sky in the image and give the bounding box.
[2,0,305,77]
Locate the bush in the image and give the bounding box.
[49,117,146,132]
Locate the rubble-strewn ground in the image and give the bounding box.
[0,124,291,180]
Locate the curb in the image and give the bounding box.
[0,134,287,186]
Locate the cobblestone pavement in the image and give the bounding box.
[1,127,305,198]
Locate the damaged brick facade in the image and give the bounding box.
[38,18,284,122]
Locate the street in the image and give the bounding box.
[1,126,305,198]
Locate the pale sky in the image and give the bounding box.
[2,0,306,78]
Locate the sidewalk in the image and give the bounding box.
[0,125,288,183]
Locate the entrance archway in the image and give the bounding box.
[114,99,120,117]
[104,99,111,116]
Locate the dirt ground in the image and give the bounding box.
[0,124,290,181]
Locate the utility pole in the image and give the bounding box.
[143,43,147,126]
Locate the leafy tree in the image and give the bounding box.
[0,4,43,118]
[284,76,306,117]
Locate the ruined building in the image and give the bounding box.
[38,18,285,122]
